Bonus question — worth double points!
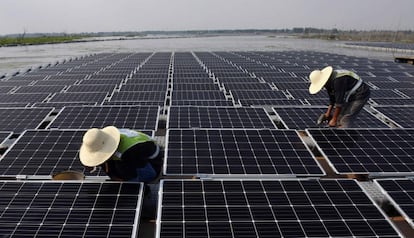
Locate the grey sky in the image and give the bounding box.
[1,0,413,35]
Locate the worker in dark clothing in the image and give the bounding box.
[79,126,163,183]
[309,66,370,128]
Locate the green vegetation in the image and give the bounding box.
[297,28,414,44]
[1,29,414,47]
[0,35,86,46]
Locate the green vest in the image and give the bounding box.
[334,69,363,102]
[112,129,152,161]
[335,69,361,81]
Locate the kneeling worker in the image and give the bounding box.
[309,66,370,128]
[79,126,163,182]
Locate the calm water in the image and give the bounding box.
[0,35,401,76]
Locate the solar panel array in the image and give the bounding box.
[0,130,98,177]
[1,50,414,237]
[49,105,159,130]
[307,128,414,176]
[346,42,414,51]
[375,178,414,228]
[0,181,143,237]
[158,179,401,238]
[0,129,153,177]
[168,106,276,129]
[165,129,324,176]
[0,108,53,133]
[274,106,390,129]
[372,106,414,128]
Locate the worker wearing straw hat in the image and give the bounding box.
[309,66,370,128]
[79,126,163,182]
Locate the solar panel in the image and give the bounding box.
[288,89,402,101]
[373,106,414,128]
[223,83,272,91]
[103,101,165,106]
[274,106,389,129]
[214,72,251,78]
[273,82,309,90]
[370,98,414,105]
[49,92,108,103]
[0,80,34,87]
[254,71,293,78]
[157,179,401,238]
[371,72,410,78]
[239,99,304,106]
[49,106,159,130]
[288,89,326,100]
[171,100,234,106]
[165,129,324,177]
[0,93,50,104]
[110,91,166,102]
[230,90,288,100]
[46,76,86,81]
[32,102,97,109]
[172,91,226,101]
[375,178,414,228]
[303,98,331,105]
[0,131,12,146]
[370,82,414,89]
[66,84,117,93]
[119,84,167,92]
[370,89,406,99]
[14,85,66,94]
[173,78,214,84]
[173,73,209,78]
[32,79,79,86]
[168,106,276,129]
[89,74,128,80]
[307,128,414,175]
[0,103,30,108]
[0,86,14,94]
[396,88,414,98]
[172,83,219,91]
[0,181,143,237]
[0,129,154,177]
[0,108,53,133]
[391,76,414,82]
[217,77,262,84]
[126,78,167,84]
[78,79,123,85]
[8,75,47,80]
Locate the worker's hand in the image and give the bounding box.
[328,118,337,127]
[85,166,97,173]
[316,114,333,125]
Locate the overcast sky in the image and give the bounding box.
[1,0,413,35]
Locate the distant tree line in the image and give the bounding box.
[297,28,414,43]
[1,28,414,46]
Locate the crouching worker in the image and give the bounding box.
[309,66,370,128]
[79,126,163,183]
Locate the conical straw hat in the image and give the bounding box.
[309,66,333,94]
[79,126,120,167]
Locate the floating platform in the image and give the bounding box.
[394,56,414,65]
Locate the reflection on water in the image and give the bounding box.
[0,35,397,75]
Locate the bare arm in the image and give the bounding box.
[325,104,333,117]
[329,106,342,127]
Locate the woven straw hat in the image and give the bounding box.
[79,126,120,167]
[309,66,333,94]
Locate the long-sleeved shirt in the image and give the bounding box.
[324,71,370,107]
[101,140,163,181]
